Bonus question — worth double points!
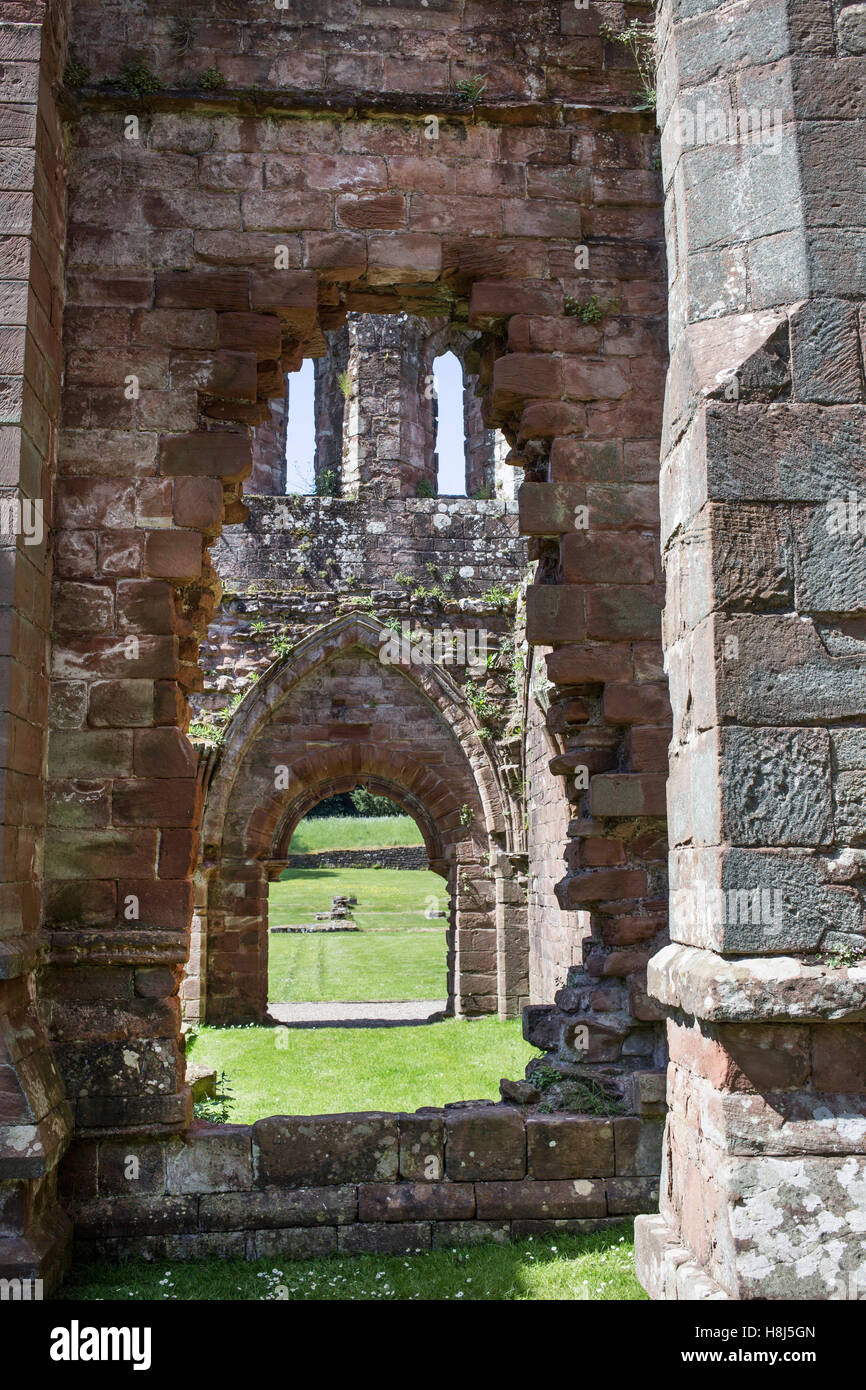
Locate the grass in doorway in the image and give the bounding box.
[288,815,423,853]
[186,1017,536,1121]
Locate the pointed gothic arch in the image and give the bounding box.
[188,612,528,1025]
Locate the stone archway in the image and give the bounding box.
[1,0,677,1285]
[191,612,525,1024]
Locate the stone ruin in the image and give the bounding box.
[269,894,360,934]
[314,895,356,927]
[0,0,864,1300]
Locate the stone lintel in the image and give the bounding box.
[649,943,866,1023]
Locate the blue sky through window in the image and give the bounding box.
[284,357,316,493]
[282,348,468,495]
[434,351,467,496]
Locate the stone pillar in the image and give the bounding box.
[497,273,669,1109]
[343,314,437,499]
[205,859,268,1025]
[248,385,288,495]
[314,324,348,495]
[464,377,496,498]
[636,0,866,1300]
[495,853,530,1020]
[453,849,498,1017]
[0,0,74,1288]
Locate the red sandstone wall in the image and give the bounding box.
[525,673,587,1001]
[0,0,672,1280]
[61,1104,661,1264]
[0,0,73,1285]
[67,0,651,106]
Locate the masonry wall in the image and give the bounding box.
[283,846,428,871]
[248,388,287,494]
[191,493,527,1026]
[5,0,859,1300]
[209,494,522,594]
[636,0,866,1302]
[0,0,74,1285]
[62,1103,662,1264]
[0,0,679,1281]
[525,668,587,1001]
[194,494,524,731]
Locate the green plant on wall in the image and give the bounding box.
[193,1071,236,1124]
[821,940,865,969]
[116,57,164,97]
[199,67,226,90]
[464,677,506,735]
[564,294,619,324]
[455,75,488,102]
[484,582,519,611]
[315,469,339,497]
[600,19,657,111]
[63,52,90,87]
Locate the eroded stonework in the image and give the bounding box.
[7,0,862,1299]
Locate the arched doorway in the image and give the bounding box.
[189,613,527,1026]
[266,787,450,1024]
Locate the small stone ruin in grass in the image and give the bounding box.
[271,895,360,934]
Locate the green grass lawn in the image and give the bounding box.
[269,930,446,1002]
[270,866,445,929]
[268,866,448,1001]
[187,1018,536,1121]
[57,1224,646,1301]
[288,815,423,853]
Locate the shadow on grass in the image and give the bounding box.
[55,1224,646,1302]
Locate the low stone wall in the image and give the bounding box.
[283,847,428,871]
[62,1105,662,1264]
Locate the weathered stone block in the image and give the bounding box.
[445,1106,526,1180]
[432,1220,510,1248]
[199,1186,357,1230]
[72,1196,198,1238]
[839,3,866,52]
[337,1222,431,1255]
[722,1154,866,1297]
[834,772,866,843]
[98,1141,165,1197]
[606,1177,659,1215]
[518,481,586,536]
[165,1125,252,1194]
[590,774,667,818]
[254,1113,399,1187]
[790,299,863,403]
[398,1110,445,1181]
[526,584,585,645]
[720,726,833,847]
[251,1226,337,1261]
[649,942,866,1023]
[668,846,863,954]
[613,1117,665,1176]
[358,1182,475,1222]
[475,1179,606,1220]
[526,1115,615,1179]
[812,1024,866,1093]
